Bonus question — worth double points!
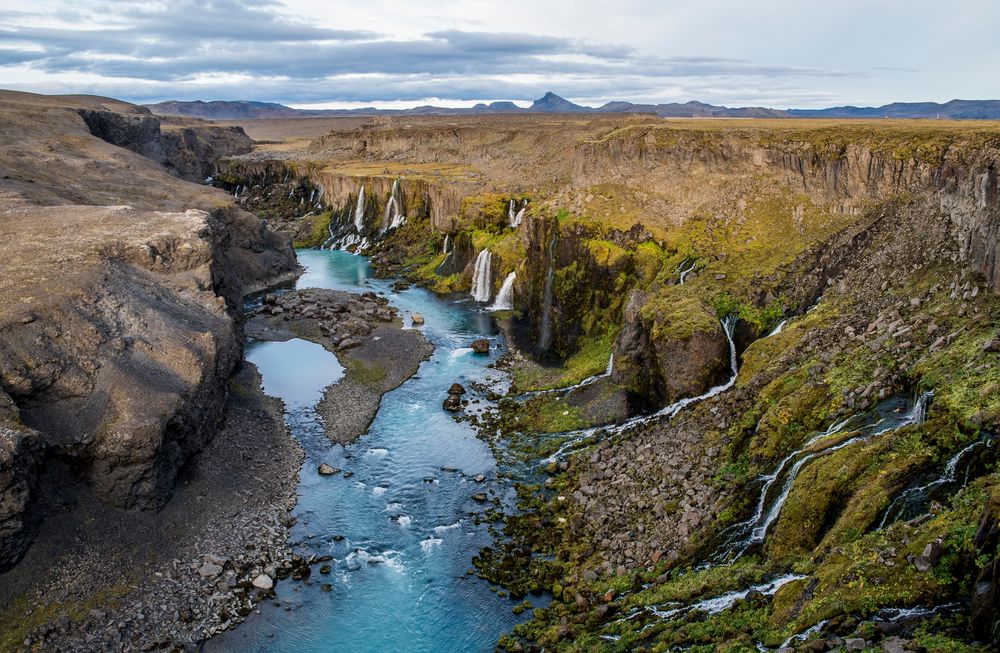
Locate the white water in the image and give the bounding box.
[542,316,738,463]
[354,186,366,232]
[442,234,450,254]
[677,259,696,284]
[717,391,935,560]
[509,199,527,228]
[878,437,986,528]
[382,181,406,232]
[470,250,493,302]
[489,272,516,311]
[641,574,805,624]
[767,319,788,337]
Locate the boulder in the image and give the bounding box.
[318,463,339,476]
[197,562,223,578]
[411,313,425,326]
[251,574,274,590]
[443,394,463,412]
[470,339,490,354]
[448,383,466,395]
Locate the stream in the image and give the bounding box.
[208,249,538,652]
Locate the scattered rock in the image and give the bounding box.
[449,383,466,395]
[443,394,463,411]
[473,474,486,483]
[472,492,488,503]
[470,339,490,354]
[251,574,274,590]
[411,312,425,326]
[318,463,339,476]
[197,563,223,578]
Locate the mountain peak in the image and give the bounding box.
[529,92,586,113]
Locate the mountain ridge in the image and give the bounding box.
[144,92,1000,121]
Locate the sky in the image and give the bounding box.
[0,0,997,109]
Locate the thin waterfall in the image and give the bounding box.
[542,316,739,463]
[714,390,935,561]
[442,234,450,254]
[677,259,696,284]
[605,352,614,376]
[510,199,527,228]
[538,235,557,350]
[469,250,493,302]
[878,436,987,528]
[353,186,366,232]
[768,319,788,336]
[381,180,406,232]
[489,272,517,310]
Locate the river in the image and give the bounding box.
[208,249,536,652]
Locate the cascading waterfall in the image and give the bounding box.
[489,271,516,311]
[715,390,935,561]
[315,185,324,208]
[353,186,366,232]
[538,235,557,350]
[878,436,989,528]
[509,199,527,228]
[381,180,406,232]
[542,316,739,463]
[469,250,493,302]
[768,319,788,336]
[518,352,614,400]
[442,234,450,254]
[677,259,696,284]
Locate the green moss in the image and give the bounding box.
[641,290,719,342]
[344,357,387,387]
[292,210,334,248]
[512,331,616,392]
[0,584,131,651]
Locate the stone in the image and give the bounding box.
[448,383,466,395]
[320,583,333,592]
[443,394,462,411]
[317,463,339,476]
[473,474,486,483]
[251,574,273,590]
[470,339,490,354]
[472,492,488,503]
[411,312,425,326]
[197,563,223,578]
[845,638,867,652]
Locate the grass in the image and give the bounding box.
[511,331,616,392]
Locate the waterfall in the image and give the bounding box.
[605,352,614,376]
[677,259,696,284]
[469,250,493,302]
[878,435,986,528]
[489,272,516,310]
[442,234,450,254]
[714,390,936,561]
[381,180,406,232]
[234,185,241,199]
[538,235,557,350]
[509,199,527,228]
[353,186,366,232]
[768,319,788,337]
[542,316,740,463]
[315,185,324,207]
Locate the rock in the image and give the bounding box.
[881,637,911,653]
[251,574,273,590]
[473,474,486,483]
[320,583,333,592]
[336,337,361,351]
[442,394,462,411]
[472,492,488,503]
[984,338,1000,353]
[845,638,867,652]
[317,463,339,476]
[470,339,490,354]
[319,565,331,574]
[913,538,943,572]
[448,383,466,395]
[197,563,223,578]
[411,313,425,326]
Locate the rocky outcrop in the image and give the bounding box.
[77,109,252,182]
[0,205,295,513]
[0,392,44,572]
[611,290,727,406]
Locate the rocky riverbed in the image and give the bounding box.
[246,287,433,444]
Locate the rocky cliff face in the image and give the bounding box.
[77,108,252,182]
[0,92,296,572]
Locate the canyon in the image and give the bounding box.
[1,91,998,652]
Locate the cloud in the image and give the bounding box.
[0,0,860,106]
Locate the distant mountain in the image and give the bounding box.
[144,93,1000,121]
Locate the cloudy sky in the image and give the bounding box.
[0,0,997,109]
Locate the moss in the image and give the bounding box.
[343,357,387,387]
[0,584,131,651]
[292,210,334,248]
[640,290,719,342]
[511,331,616,392]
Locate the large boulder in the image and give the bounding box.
[612,289,727,407]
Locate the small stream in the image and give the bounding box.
[209,249,538,652]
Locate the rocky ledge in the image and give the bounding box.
[246,287,433,443]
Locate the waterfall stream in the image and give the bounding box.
[541,316,739,463]
[489,271,516,311]
[470,250,493,302]
[353,186,366,232]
